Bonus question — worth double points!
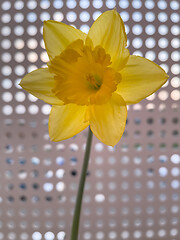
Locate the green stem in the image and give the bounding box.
[70,127,93,240]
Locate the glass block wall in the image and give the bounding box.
[0,0,180,240]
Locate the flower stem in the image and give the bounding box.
[70,127,93,240]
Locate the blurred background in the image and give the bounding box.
[0,0,180,240]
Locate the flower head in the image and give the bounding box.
[20,10,168,146]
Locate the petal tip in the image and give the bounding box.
[165,74,169,80]
[43,20,51,28]
[18,77,26,89]
[43,20,53,24]
[49,135,59,143]
[49,135,56,142]
[112,8,118,15]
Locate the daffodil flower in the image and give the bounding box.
[20,10,168,146]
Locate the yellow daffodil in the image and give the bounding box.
[20,10,168,146]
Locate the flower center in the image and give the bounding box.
[48,39,121,105]
[86,73,102,90]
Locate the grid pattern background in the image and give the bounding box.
[0,0,180,240]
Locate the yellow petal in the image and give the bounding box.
[19,68,63,105]
[49,104,89,141]
[116,56,169,104]
[89,94,127,146]
[87,10,128,71]
[43,20,87,60]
